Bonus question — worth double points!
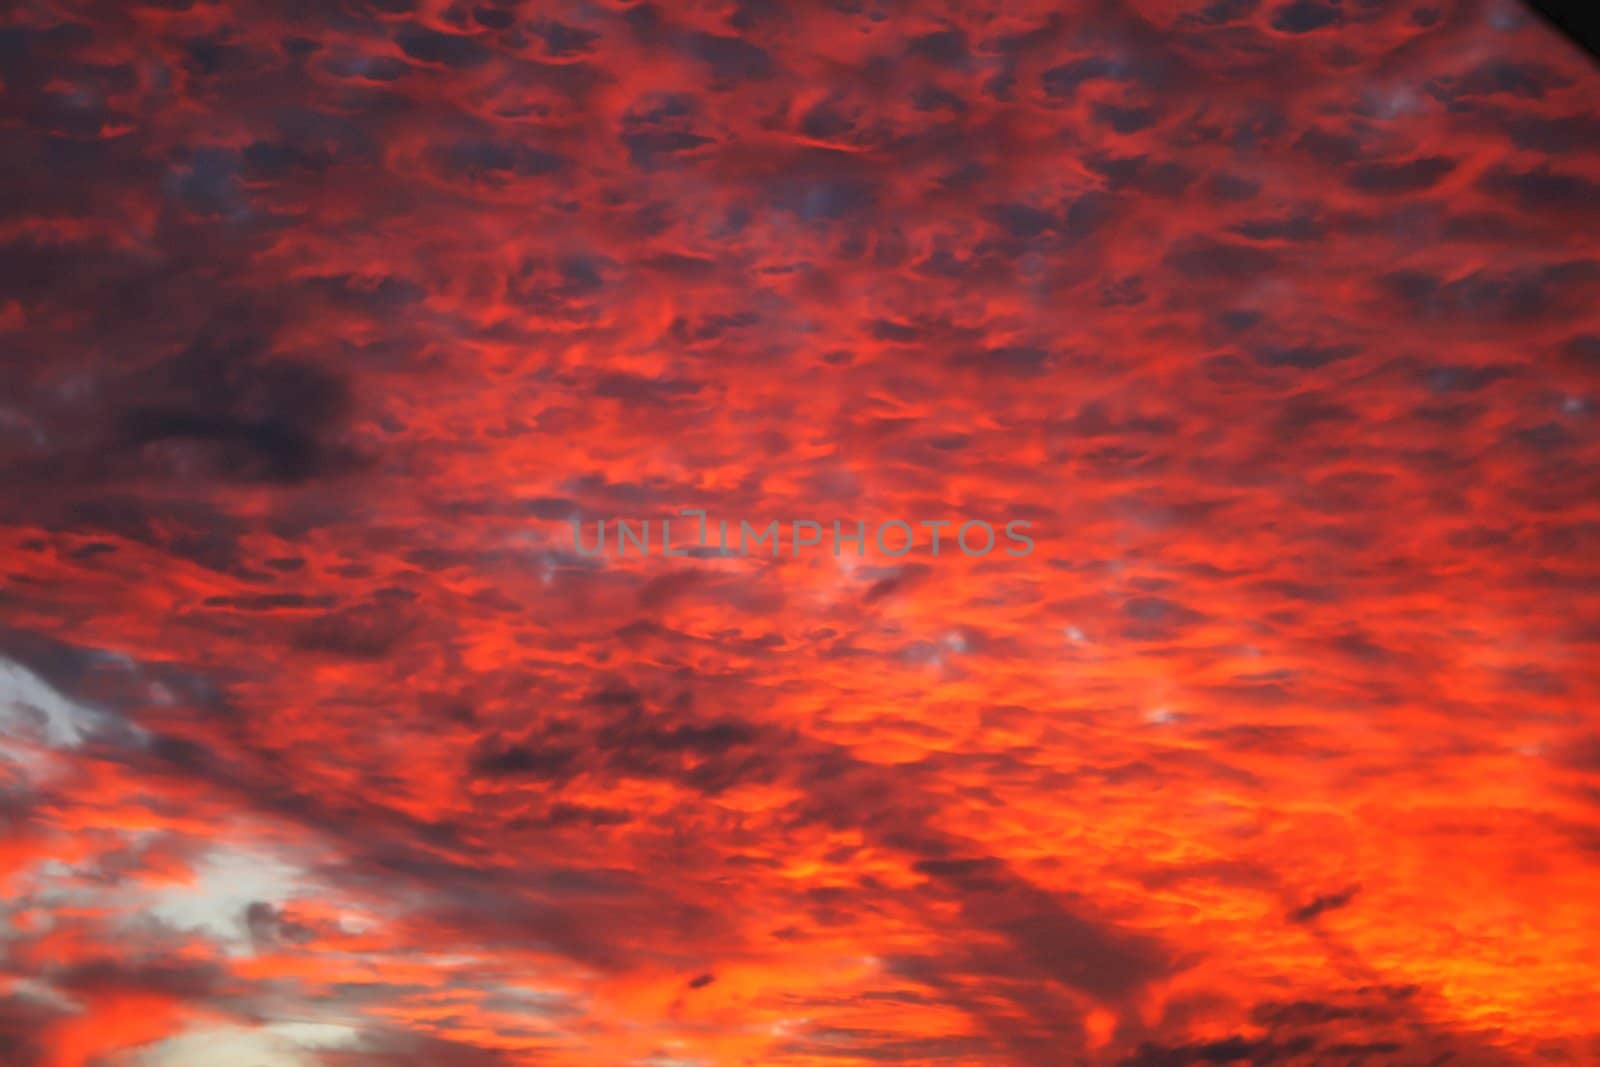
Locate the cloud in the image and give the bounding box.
[1,0,1597,1064]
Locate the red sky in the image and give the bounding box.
[1,1,1598,1065]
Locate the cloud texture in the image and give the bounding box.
[1,0,1597,1064]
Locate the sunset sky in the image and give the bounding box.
[2,1,1598,1065]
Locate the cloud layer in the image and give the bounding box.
[1,1,1597,1065]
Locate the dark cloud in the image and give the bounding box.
[1288,884,1361,923]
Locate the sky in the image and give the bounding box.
[0,1,1598,1065]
